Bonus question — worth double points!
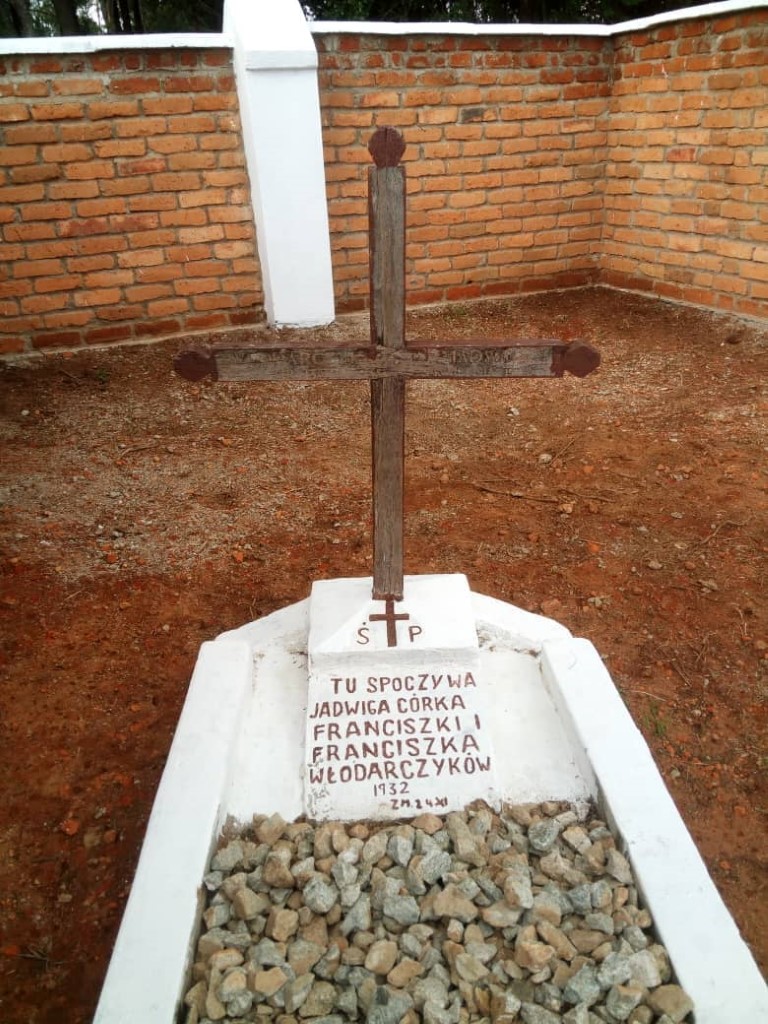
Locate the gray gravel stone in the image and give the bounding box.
[303,876,338,914]
[387,827,414,867]
[186,803,694,1024]
[606,982,645,1020]
[382,893,420,925]
[420,847,452,885]
[627,948,662,988]
[564,965,602,1006]
[528,818,561,853]
[623,924,649,951]
[503,860,534,909]
[606,848,633,885]
[647,984,695,1022]
[342,893,372,934]
[521,1002,562,1024]
[446,813,485,867]
[364,939,398,975]
[597,951,632,988]
[211,840,244,873]
[366,985,413,1024]
[432,883,478,923]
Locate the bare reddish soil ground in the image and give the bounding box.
[0,288,765,1023]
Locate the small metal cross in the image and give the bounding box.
[369,598,411,648]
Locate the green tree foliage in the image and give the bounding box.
[0,0,222,35]
[134,0,223,32]
[0,0,708,38]
[302,0,707,23]
[0,0,101,35]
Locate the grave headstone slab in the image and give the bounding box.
[305,574,499,820]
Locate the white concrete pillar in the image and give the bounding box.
[223,0,335,327]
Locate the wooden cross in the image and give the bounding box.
[175,127,600,603]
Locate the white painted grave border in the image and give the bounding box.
[93,584,768,1024]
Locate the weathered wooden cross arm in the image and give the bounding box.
[174,338,599,384]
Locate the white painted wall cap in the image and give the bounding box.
[0,32,229,55]
[310,0,768,39]
[241,48,318,70]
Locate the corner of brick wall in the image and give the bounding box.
[602,10,768,319]
[315,12,768,320]
[0,47,264,355]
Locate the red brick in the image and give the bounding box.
[84,324,134,344]
[41,142,90,162]
[127,229,176,249]
[21,293,69,314]
[59,122,112,143]
[0,145,37,167]
[204,50,232,68]
[116,249,164,268]
[53,78,103,97]
[65,160,116,181]
[165,75,216,94]
[89,100,140,119]
[49,181,100,201]
[15,82,50,99]
[0,336,25,354]
[31,102,84,121]
[118,157,166,176]
[116,117,166,138]
[98,178,151,199]
[161,209,207,229]
[169,153,216,172]
[11,165,59,185]
[137,317,182,337]
[21,202,72,222]
[173,277,218,296]
[129,194,177,213]
[35,274,82,294]
[74,236,127,256]
[0,182,45,203]
[3,222,54,243]
[32,329,82,349]
[125,283,174,302]
[109,76,162,95]
[148,297,187,316]
[143,96,194,116]
[68,254,114,273]
[4,123,57,144]
[94,139,146,158]
[0,278,31,298]
[130,259,177,286]
[168,114,216,134]
[192,293,235,312]
[0,103,30,123]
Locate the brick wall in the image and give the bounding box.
[314,10,768,318]
[315,31,613,311]
[1,9,766,357]
[0,47,263,354]
[604,10,768,317]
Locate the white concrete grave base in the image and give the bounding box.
[93,576,768,1024]
[306,575,500,820]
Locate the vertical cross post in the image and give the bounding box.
[369,128,407,602]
